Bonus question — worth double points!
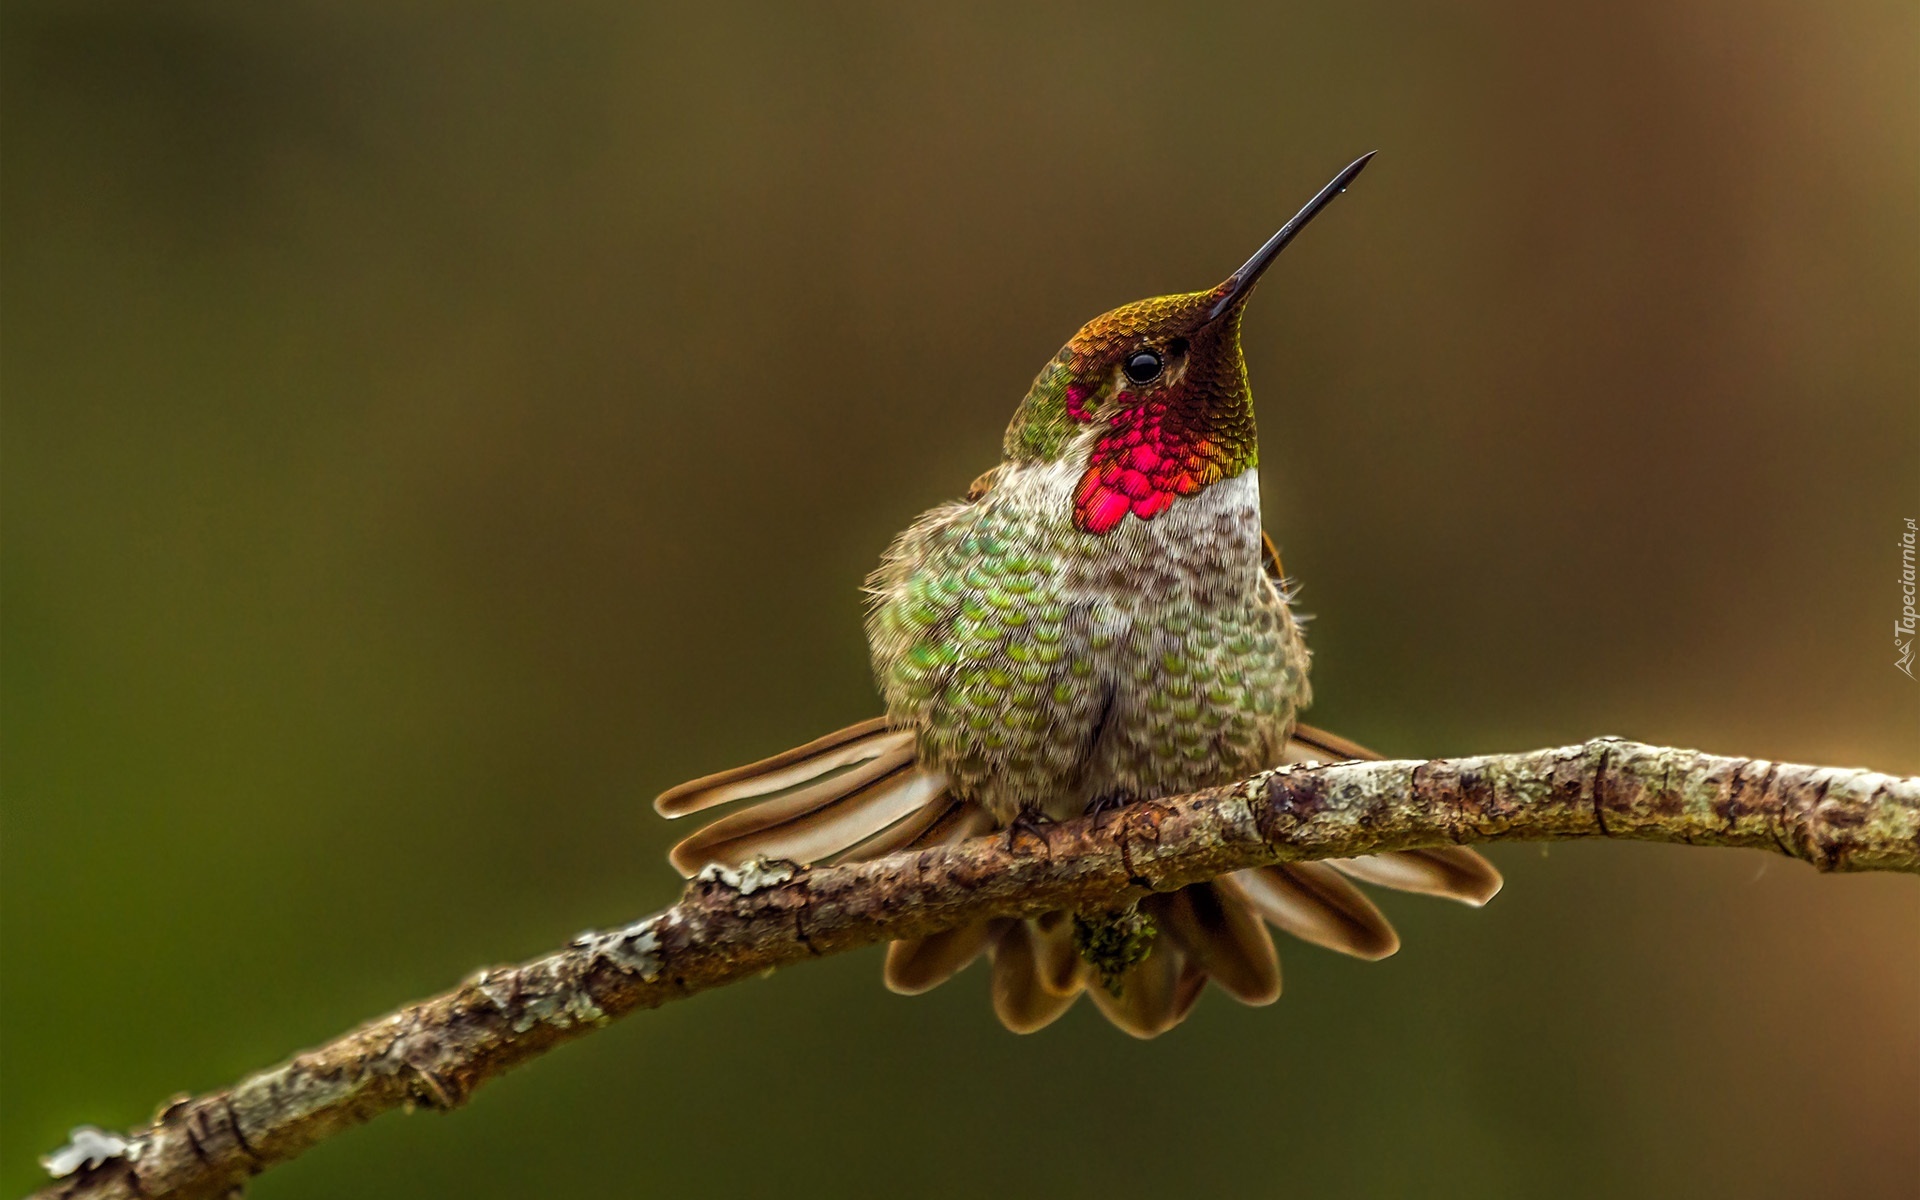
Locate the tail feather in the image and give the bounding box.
[668,751,942,875]
[835,797,992,866]
[668,745,914,849]
[653,719,904,816]
[1085,932,1206,1039]
[991,919,1083,1034]
[876,807,1030,1000]
[1232,862,1401,961]
[1029,912,1085,997]
[1282,725,1506,913]
[1155,879,1282,1006]
[885,918,1004,995]
[1282,722,1382,764]
[915,801,997,848]
[1330,846,1504,905]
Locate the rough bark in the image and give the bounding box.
[33,739,1920,1200]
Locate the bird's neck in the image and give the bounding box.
[1070,388,1258,534]
[995,461,1266,588]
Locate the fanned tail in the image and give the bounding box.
[654,718,962,877]
[655,721,1502,1039]
[655,717,902,817]
[965,724,1503,1038]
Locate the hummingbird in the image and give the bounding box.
[655,154,1501,1038]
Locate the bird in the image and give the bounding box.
[654,153,1501,1038]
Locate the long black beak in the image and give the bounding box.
[1206,151,1375,323]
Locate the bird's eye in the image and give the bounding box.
[1123,349,1163,385]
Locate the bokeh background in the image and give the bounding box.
[5,2,1917,1197]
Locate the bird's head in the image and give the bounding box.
[1002,153,1373,534]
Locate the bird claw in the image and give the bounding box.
[1083,794,1134,831]
[1004,810,1055,856]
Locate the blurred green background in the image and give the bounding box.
[4,2,1917,1197]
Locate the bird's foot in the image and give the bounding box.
[1084,794,1134,831]
[1004,809,1055,857]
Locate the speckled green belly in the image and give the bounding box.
[866,464,1309,824]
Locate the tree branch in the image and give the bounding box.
[34,739,1919,1200]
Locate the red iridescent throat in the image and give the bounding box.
[1070,378,1253,535]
